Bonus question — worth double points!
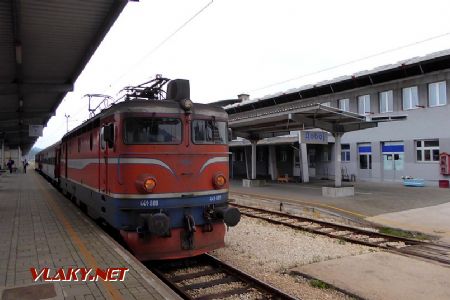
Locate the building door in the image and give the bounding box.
[382,142,404,181]
[358,143,372,179]
[307,147,316,177]
[293,148,300,177]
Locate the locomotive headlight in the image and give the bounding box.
[136,174,157,193]
[143,178,156,193]
[213,173,226,189]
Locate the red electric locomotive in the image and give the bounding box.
[36,77,240,260]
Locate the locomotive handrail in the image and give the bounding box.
[115,152,231,185]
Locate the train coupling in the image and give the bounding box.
[137,213,170,237]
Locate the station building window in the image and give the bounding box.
[238,150,244,162]
[257,149,264,162]
[341,144,350,162]
[402,86,419,110]
[379,90,393,113]
[280,150,288,162]
[358,143,372,169]
[339,98,349,112]
[416,140,439,162]
[358,95,371,115]
[428,81,447,107]
[321,145,332,161]
[233,150,244,162]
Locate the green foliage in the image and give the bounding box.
[379,227,429,240]
[309,279,330,289]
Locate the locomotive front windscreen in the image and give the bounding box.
[192,120,227,144]
[123,117,182,144]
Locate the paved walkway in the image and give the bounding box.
[0,171,179,300]
[293,252,450,300]
[368,203,450,243]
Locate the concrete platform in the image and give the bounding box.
[292,252,450,300]
[368,202,450,243]
[0,171,180,300]
[231,179,450,241]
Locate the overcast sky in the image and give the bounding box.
[34,0,450,149]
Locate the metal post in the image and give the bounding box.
[251,141,257,180]
[334,133,343,187]
[64,113,70,133]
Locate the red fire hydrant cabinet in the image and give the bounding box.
[440,152,450,175]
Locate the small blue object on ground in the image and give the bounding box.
[403,178,425,187]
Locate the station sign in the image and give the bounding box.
[300,130,328,144]
[29,125,43,137]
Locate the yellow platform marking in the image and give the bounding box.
[230,190,368,218]
[33,174,123,299]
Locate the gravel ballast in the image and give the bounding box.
[212,216,377,299]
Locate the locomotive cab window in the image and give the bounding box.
[123,117,182,144]
[192,120,227,144]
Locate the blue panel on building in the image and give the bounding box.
[382,145,404,153]
[358,146,372,153]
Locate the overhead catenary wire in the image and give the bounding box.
[104,0,215,92]
[55,0,214,131]
[249,31,450,93]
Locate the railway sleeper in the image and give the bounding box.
[182,276,239,291]
[170,268,218,282]
[195,287,254,300]
[318,227,335,233]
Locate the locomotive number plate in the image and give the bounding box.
[140,200,159,207]
[209,195,222,202]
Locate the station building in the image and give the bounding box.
[226,50,450,185]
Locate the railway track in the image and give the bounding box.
[148,254,297,300]
[231,202,450,266]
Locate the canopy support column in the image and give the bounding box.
[333,132,343,187]
[251,141,257,180]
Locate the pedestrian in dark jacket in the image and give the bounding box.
[7,159,14,174]
[23,159,28,174]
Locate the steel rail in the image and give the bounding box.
[230,202,450,266]
[148,254,299,300]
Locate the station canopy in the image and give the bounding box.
[228,103,406,139]
[0,0,128,153]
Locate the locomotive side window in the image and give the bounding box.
[123,118,182,144]
[100,127,106,150]
[192,120,227,144]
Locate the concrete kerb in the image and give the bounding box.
[289,269,366,300]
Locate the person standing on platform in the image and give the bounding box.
[7,159,14,174]
[23,159,28,174]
